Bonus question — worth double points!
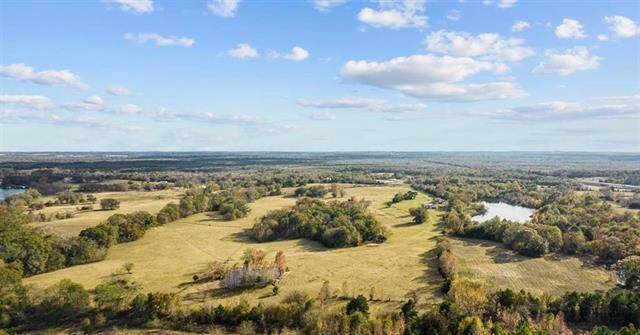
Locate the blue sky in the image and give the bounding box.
[1,0,639,151]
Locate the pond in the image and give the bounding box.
[471,202,534,223]
[0,188,26,202]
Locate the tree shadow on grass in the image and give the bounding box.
[393,221,417,228]
[408,237,446,308]
[454,237,528,264]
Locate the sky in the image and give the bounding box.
[0,0,639,152]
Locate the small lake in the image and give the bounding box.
[472,202,534,223]
[0,188,26,202]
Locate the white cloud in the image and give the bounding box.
[446,9,461,21]
[425,30,534,62]
[124,33,195,47]
[107,85,132,96]
[511,20,531,32]
[105,0,154,14]
[117,104,143,114]
[208,0,241,17]
[477,95,640,121]
[533,47,601,76]
[309,111,337,120]
[497,0,517,8]
[357,0,426,29]
[340,54,526,102]
[84,95,104,105]
[604,15,640,38]
[555,19,587,39]
[0,94,54,110]
[313,0,347,11]
[298,97,427,113]
[227,43,259,59]
[271,46,310,61]
[483,0,517,8]
[0,63,87,90]
[597,34,609,41]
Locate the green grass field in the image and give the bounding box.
[24,184,615,314]
[29,189,183,237]
[449,238,615,295]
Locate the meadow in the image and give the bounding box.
[449,238,615,295]
[25,184,615,314]
[29,189,183,237]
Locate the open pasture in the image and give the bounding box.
[449,238,615,296]
[29,189,183,237]
[25,185,445,312]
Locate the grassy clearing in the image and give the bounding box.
[449,238,616,296]
[29,189,183,237]
[24,184,615,314]
[25,185,444,312]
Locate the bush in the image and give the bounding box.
[100,198,120,210]
[346,295,369,315]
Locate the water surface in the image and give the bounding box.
[472,202,534,223]
[0,188,26,202]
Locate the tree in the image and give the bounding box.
[409,207,428,224]
[35,279,91,322]
[346,295,369,315]
[613,255,640,288]
[100,198,120,210]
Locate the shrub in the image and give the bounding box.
[346,295,369,315]
[100,198,120,210]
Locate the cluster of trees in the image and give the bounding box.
[389,190,418,205]
[100,198,120,210]
[220,249,288,289]
[294,185,328,198]
[251,197,388,248]
[531,193,639,263]
[4,261,638,334]
[458,217,563,257]
[409,206,429,224]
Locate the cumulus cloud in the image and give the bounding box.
[84,95,104,105]
[208,0,241,17]
[297,97,427,113]
[227,43,259,59]
[107,85,132,96]
[446,10,460,21]
[357,0,427,29]
[476,95,640,121]
[124,33,195,47]
[0,94,54,110]
[105,0,154,14]
[597,34,609,41]
[313,0,347,11]
[604,15,639,38]
[308,111,337,120]
[511,20,530,32]
[533,47,601,76]
[271,46,310,61]
[0,63,87,90]
[425,30,534,62]
[340,54,526,102]
[497,0,517,8]
[555,19,586,39]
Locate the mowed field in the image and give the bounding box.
[449,238,615,295]
[29,189,183,237]
[25,185,444,312]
